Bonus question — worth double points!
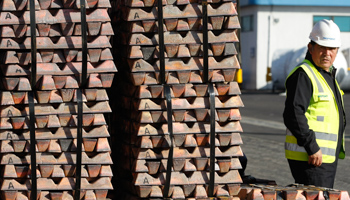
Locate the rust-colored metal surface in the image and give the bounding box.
[0,9,110,24]
[125,96,244,110]
[0,89,109,105]
[132,157,242,173]
[122,30,239,45]
[109,0,244,197]
[129,146,243,159]
[133,170,242,185]
[122,2,237,21]
[2,164,112,178]
[125,56,240,72]
[123,42,238,59]
[0,137,110,152]
[0,101,112,117]
[125,69,237,85]
[6,0,347,197]
[0,152,113,164]
[134,132,243,148]
[0,125,109,140]
[122,82,241,98]
[122,16,240,32]
[1,73,115,90]
[0,36,111,49]
[0,0,111,10]
[1,177,113,190]
[1,190,109,200]
[0,22,114,37]
[1,48,113,64]
[237,184,350,200]
[2,61,117,76]
[128,108,241,123]
[123,0,234,7]
[0,0,115,197]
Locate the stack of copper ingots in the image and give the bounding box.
[110,0,244,198]
[239,184,350,200]
[0,0,116,199]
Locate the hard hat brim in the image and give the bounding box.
[312,39,341,48]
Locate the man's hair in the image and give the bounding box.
[309,40,316,46]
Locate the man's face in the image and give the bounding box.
[308,43,338,72]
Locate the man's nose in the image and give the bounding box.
[323,48,332,55]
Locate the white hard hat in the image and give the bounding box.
[309,19,341,48]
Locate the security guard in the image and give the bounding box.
[283,19,346,188]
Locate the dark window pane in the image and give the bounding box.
[241,15,253,32]
[313,16,332,25]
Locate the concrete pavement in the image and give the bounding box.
[239,90,350,192]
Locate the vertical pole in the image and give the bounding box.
[158,0,166,84]
[208,84,216,197]
[29,0,37,198]
[75,0,87,199]
[202,0,209,83]
[163,85,174,198]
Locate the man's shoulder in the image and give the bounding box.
[287,66,309,81]
[290,65,308,76]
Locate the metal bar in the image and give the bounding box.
[208,83,216,196]
[80,1,88,87]
[74,0,88,199]
[157,0,166,84]
[28,92,37,200]
[29,0,37,198]
[202,0,209,83]
[74,89,83,200]
[163,85,174,198]
[29,0,36,88]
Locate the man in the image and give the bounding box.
[283,19,346,188]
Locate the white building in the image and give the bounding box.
[239,0,350,90]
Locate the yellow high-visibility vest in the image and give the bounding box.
[285,60,345,163]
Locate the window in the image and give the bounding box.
[241,15,253,32]
[334,17,350,32]
[313,16,350,32]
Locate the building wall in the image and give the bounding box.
[240,5,350,90]
[240,6,258,89]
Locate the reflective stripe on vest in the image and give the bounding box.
[285,129,337,157]
[301,62,324,93]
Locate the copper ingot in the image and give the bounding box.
[35,115,49,128]
[39,165,54,178]
[36,139,50,152]
[137,186,152,198]
[12,140,26,152]
[63,165,76,177]
[87,165,101,177]
[146,161,160,175]
[172,158,185,172]
[11,117,25,129]
[83,138,97,152]
[2,191,17,200]
[210,16,224,30]
[50,192,64,200]
[173,134,185,147]
[184,134,197,147]
[194,157,207,171]
[177,45,191,57]
[211,42,225,56]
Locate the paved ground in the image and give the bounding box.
[239,90,350,192]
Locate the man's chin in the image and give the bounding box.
[319,64,332,71]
